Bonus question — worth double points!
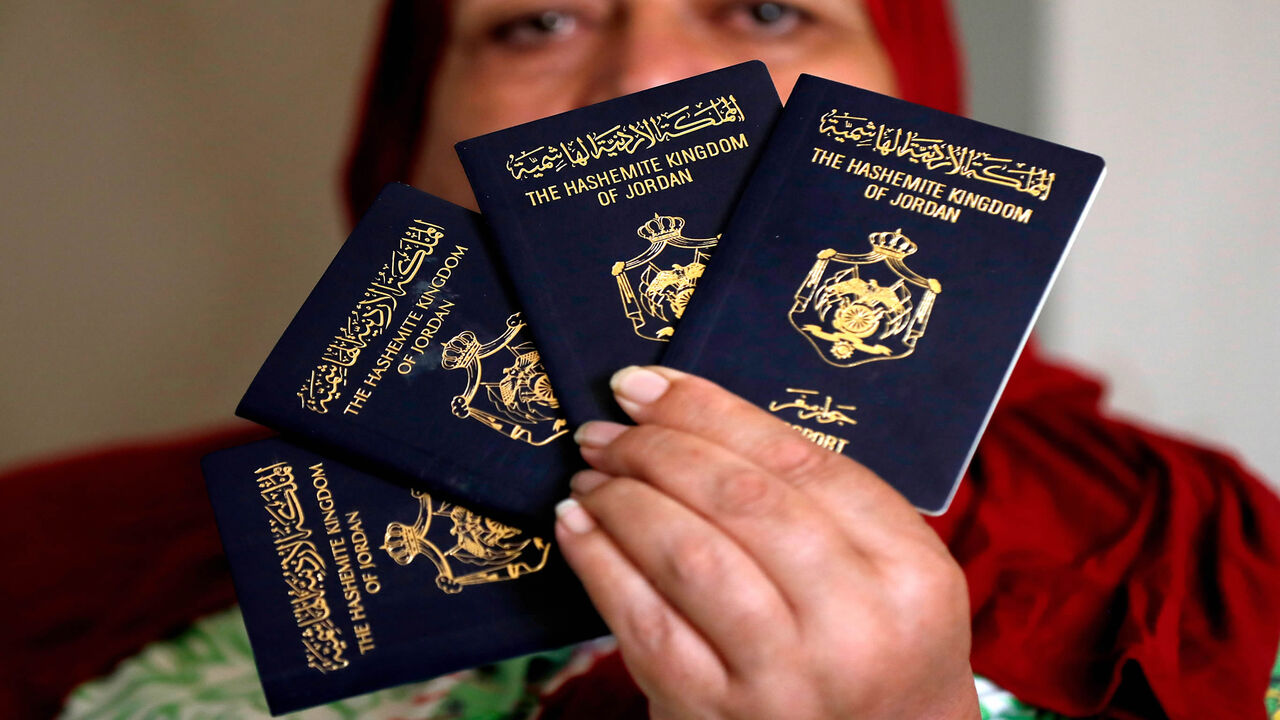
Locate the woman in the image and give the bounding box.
[6,2,1279,718]
[350,4,1280,715]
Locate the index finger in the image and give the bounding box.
[606,365,936,546]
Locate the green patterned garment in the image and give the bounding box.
[61,608,1280,720]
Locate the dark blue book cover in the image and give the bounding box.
[203,438,603,714]
[665,75,1105,513]
[455,61,780,425]
[238,184,576,527]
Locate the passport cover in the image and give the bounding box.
[204,438,603,714]
[665,75,1106,513]
[455,61,780,425]
[238,183,576,527]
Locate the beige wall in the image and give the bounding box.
[955,1,1279,489]
[0,2,381,469]
[1037,2,1280,487]
[3,3,1277,491]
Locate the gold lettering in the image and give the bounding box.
[622,168,695,200]
[945,188,1033,224]
[301,221,442,413]
[508,94,743,180]
[788,424,851,454]
[887,191,962,224]
[353,622,376,656]
[254,463,349,674]
[523,185,561,206]
[820,110,1054,200]
[810,146,845,170]
[342,386,372,416]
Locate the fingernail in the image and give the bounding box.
[555,498,595,534]
[570,469,611,494]
[574,420,628,448]
[610,366,670,406]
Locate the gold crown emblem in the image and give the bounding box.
[868,228,917,258]
[637,214,685,242]
[440,331,480,370]
[380,522,417,565]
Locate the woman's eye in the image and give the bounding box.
[490,10,580,48]
[724,2,808,35]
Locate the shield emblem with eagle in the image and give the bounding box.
[612,213,718,341]
[788,229,942,368]
[440,313,568,446]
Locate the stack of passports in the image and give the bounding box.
[207,63,1103,713]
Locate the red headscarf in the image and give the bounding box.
[342,0,965,224]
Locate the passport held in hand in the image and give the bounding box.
[456,61,781,425]
[665,75,1106,513]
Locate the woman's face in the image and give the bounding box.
[411,0,897,209]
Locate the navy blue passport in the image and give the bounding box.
[204,438,604,714]
[238,184,576,527]
[665,75,1105,513]
[456,61,780,425]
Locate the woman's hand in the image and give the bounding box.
[554,366,979,720]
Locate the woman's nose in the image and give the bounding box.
[581,1,728,104]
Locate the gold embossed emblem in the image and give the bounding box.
[381,490,551,594]
[612,214,718,341]
[441,313,568,446]
[789,229,941,367]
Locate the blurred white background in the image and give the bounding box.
[2,2,1277,489]
[955,1,1279,486]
